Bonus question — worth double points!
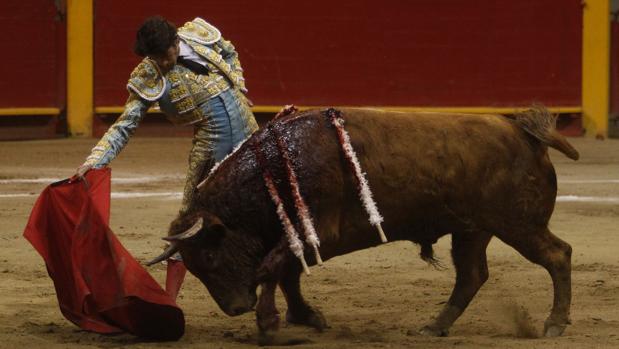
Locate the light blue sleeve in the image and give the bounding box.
[83,93,152,168]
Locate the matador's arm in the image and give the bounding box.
[82,93,152,168]
[216,38,247,93]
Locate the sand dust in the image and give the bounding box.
[1,136,618,348]
[490,301,539,338]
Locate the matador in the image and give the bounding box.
[76,16,258,299]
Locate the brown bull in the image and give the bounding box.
[152,107,578,340]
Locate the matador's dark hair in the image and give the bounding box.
[134,16,178,57]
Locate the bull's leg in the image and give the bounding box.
[256,281,280,334]
[498,227,572,337]
[257,280,316,346]
[420,232,492,336]
[279,260,327,331]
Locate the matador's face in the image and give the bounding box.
[149,38,180,74]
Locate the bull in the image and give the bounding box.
[150,107,578,340]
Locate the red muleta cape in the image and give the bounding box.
[23,168,184,341]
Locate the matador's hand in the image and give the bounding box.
[239,89,254,107]
[75,163,93,178]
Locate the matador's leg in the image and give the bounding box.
[168,121,215,237]
[165,121,214,300]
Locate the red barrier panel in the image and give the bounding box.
[94,0,582,108]
[0,1,65,108]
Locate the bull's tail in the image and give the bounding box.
[510,106,580,160]
[420,243,446,270]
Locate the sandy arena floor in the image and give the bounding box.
[0,136,618,348]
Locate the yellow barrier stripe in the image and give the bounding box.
[0,108,61,116]
[252,105,582,114]
[582,0,610,137]
[95,106,162,114]
[96,105,582,115]
[67,0,94,136]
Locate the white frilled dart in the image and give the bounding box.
[326,108,388,243]
[273,126,323,266]
[251,138,311,275]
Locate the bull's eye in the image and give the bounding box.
[201,250,219,270]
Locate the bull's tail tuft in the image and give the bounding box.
[510,106,580,160]
[420,243,446,270]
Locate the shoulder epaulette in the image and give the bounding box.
[126,58,166,101]
[178,17,221,45]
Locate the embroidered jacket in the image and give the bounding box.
[84,18,252,168]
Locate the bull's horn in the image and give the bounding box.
[145,242,180,266]
[163,217,204,242]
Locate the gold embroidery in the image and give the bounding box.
[163,65,234,125]
[179,120,215,214]
[127,59,165,101]
[125,19,250,127]
[175,97,196,114]
[178,17,221,45]
[188,43,245,91]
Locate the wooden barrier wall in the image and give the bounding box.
[2,0,612,139]
[93,0,582,109]
[0,1,65,112]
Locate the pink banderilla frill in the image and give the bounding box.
[273,126,323,266]
[274,104,299,119]
[326,108,388,243]
[251,139,311,275]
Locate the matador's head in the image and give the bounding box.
[135,16,180,74]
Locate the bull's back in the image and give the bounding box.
[308,108,558,254]
[342,108,534,192]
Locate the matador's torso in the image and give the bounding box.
[127,17,248,126]
[83,17,257,169]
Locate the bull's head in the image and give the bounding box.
[148,213,265,316]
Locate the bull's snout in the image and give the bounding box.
[222,292,257,317]
[223,302,252,316]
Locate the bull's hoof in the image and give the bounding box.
[543,320,567,337]
[257,312,281,334]
[258,330,277,346]
[286,307,328,331]
[418,325,449,337]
